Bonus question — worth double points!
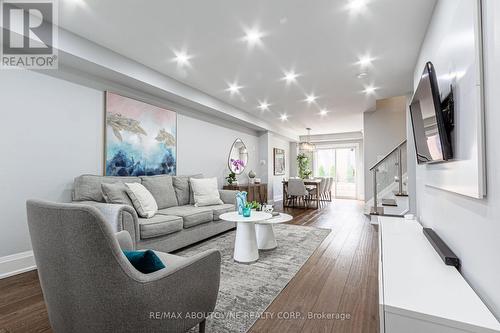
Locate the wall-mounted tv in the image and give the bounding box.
[409,62,454,164]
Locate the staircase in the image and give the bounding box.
[365,140,409,223]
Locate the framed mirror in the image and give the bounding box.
[228,138,248,175]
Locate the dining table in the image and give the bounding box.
[282,178,322,209]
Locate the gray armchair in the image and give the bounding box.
[26,200,221,333]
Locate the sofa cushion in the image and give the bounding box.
[172,176,190,206]
[139,215,183,239]
[171,174,204,206]
[73,175,141,202]
[126,183,158,218]
[206,204,236,220]
[101,182,133,207]
[157,205,213,228]
[154,251,187,272]
[189,174,204,204]
[190,177,224,207]
[141,175,178,209]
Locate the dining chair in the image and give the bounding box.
[319,177,327,201]
[287,179,309,209]
[325,177,333,201]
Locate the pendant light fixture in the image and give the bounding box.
[299,128,316,152]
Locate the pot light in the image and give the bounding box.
[363,85,377,95]
[347,0,368,12]
[226,82,242,95]
[63,0,87,9]
[280,114,288,121]
[319,109,329,116]
[357,72,368,79]
[173,51,192,66]
[282,71,299,84]
[244,29,263,46]
[358,55,374,67]
[305,93,318,104]
[258,101,270,111]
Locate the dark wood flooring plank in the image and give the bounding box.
[250,200,379,333]
[250,213,365,333]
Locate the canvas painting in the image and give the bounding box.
[105,92,176,176]
[274,148,285,175]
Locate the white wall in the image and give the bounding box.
[268,133,290,202]
[289,142,298,178]
[0,69,261,261]
[177,114,259,187]
[0,69,104,258]
[363,96,407,201]
[413,0,485,199]
[411,0,500,319]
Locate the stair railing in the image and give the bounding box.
[369,140,407,215]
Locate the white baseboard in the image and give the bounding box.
[0,250,36,279]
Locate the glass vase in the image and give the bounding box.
[236,191,247,215]
[242,206,251,217]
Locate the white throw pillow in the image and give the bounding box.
[190,177,223,207]
[125,183,158,218]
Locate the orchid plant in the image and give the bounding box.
[230,158,245,171]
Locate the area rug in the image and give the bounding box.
[179,223,331,333]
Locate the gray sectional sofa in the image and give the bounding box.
[72,174,237,252]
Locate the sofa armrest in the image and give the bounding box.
[135,250,221,330]
[219,189,237,205]
[77,201,140,243]
[115,230,135,251]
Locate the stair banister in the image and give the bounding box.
[369,140,407,215]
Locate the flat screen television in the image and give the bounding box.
[409,62,454,164]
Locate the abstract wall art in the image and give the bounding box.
[105,92,176,176]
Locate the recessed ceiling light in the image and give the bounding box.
[357,72,368,79]
[226,82,242,95]
[347,0,368,12]
[282,70,299,84]
[258,101,270,111]
[280,114,288,121]
[358,55,374,67]
[305,93,318,104]
[363,85,377,95]
[173,51,192,66]
[319,109,329,116]
[64,0,87,8]
[244,29,263,46]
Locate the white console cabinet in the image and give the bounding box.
[378,217,500,333]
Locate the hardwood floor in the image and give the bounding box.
[0,199,379,333]
[249,199,379,333]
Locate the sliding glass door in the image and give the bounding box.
[314,147,357,199]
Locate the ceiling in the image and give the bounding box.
[58,0,436,136]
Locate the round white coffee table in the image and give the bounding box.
[219,211,272,263]
[255,213,293,250]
